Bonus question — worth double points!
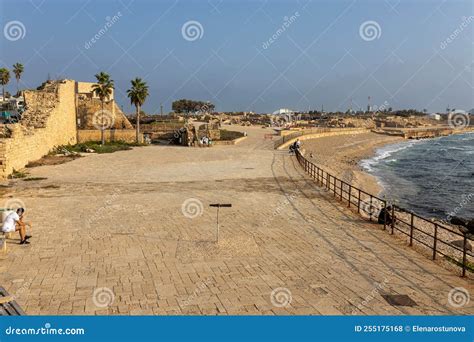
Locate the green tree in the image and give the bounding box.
[0,68,10,101]
[92,72,114,145]
[127,78,149,143]
[171,99,215,115]
[12,63,24,94]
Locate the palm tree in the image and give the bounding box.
[127,78,149,143]
[92,72,114,145]
[0,68,10,101]
[12,63,24,95]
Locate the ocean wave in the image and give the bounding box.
[360,140,420,171]
[361,133,474,219]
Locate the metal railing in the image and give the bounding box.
[294,149,473,277]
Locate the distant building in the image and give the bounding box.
[428,113,441,120]
[449,109,468,115]
[272,108,294,115]
[76,81,114,100]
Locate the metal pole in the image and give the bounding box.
[383,201,387,230]
[369,195,373,221]
[462,234,467,277]
[409,213,414,246]
[432,223,438,260]
[348,185,352,208]
[357,189,361,214]
[390,206,395,234]
[216,206,220,242]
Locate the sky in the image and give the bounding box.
[0,0,473,114]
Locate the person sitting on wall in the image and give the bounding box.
[295,139,301,150]
[378,206,394,225]
[289,143,296,154]
[1,208,32,245]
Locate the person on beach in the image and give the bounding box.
[378,206,394,225]
[1,208,32,244]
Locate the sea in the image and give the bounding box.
[361,133,474,221]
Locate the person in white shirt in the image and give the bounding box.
[295,139,301,149]
[2,208,31,245]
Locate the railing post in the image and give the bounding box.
[462,234,467,277]
[432,223,438,260]
[390,206,395,234]
[340,181,343,201]
[333,177,336,196]
[409,212,414,246]
[357,189,361,213]
[383,201,387,230]
[348,185,352,208]
[369,195,373,221]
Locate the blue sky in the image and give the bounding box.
[1,0,473,114]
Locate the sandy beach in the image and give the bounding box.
[301,132,404,195]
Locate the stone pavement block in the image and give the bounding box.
[2,128,472,316]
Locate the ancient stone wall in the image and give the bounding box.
[76,96,132,130]
[0,80,77,178]
[77,129,136,143]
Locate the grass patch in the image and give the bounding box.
[8,169,28,179]
[444,255,474,273]
[219,130,245,141]
[23,177,48,181]
[59,141,146,154]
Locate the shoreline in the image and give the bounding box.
[301,130,474,211]
[301,132,404,196]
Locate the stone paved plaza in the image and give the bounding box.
[1,126,472,315]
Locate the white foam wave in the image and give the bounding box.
[360,140,420,172]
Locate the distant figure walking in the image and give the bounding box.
[378,206,394,225]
